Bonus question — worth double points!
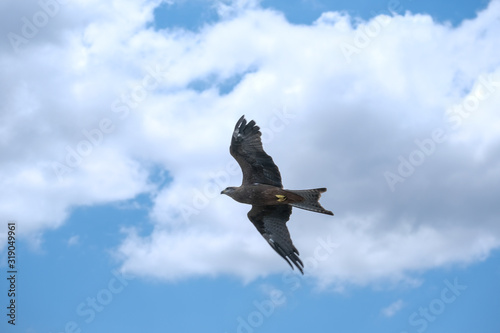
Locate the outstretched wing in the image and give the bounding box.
[247,205,303,274]
[230,115,282,187]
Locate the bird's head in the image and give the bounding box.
[221,187,237,196]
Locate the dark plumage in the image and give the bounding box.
[221,115,334,274]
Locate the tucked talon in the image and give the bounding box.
[275,194,287,202]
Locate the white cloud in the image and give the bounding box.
[1,0,500,289]
[381,299,404,317]
[67,235,80,247]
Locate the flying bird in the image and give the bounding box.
[221,115,333,274]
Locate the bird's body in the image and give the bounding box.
[221,115,334,274]
[222,184,304,206]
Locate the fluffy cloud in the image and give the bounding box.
[2,0,500,288]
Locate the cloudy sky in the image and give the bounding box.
[1,0,500,331]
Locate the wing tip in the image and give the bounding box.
[291,256,304,275]
[271,241,304,275]
[235,115,246,129]
[283,255,304,275]
[233,115,261,139]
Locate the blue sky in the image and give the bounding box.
[153,0,491,30]
[1,0,500,332]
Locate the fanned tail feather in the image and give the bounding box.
[287,188,334,216]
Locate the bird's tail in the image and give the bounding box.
[286,188,334,216]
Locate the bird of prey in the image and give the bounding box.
[221,115,333,274]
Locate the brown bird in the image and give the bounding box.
[221,115,333,274]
